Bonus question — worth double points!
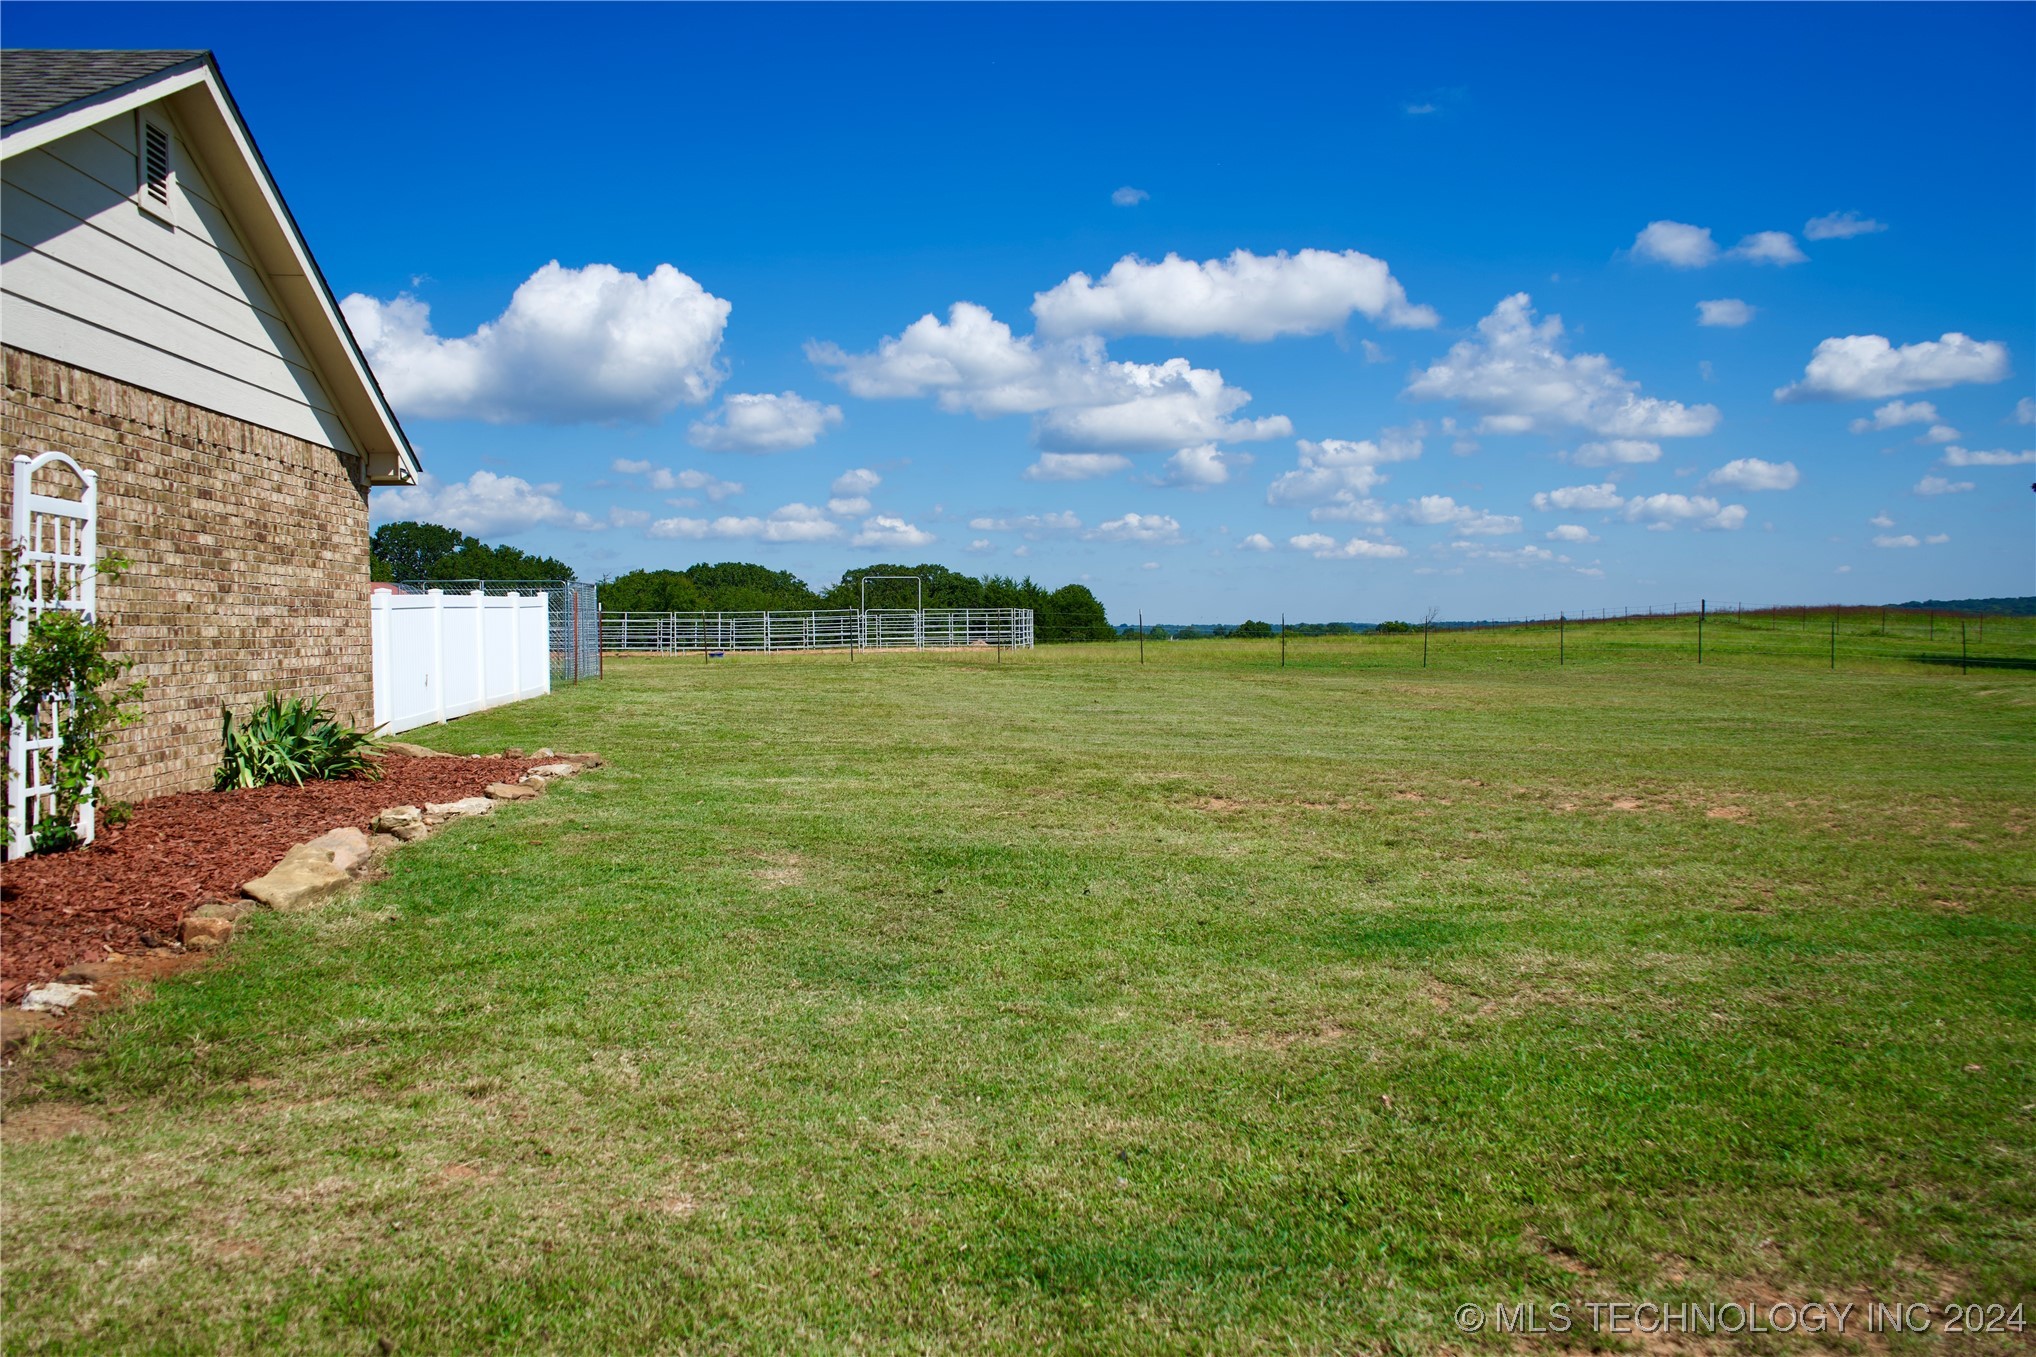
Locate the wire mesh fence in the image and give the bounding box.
[601,607,1034,653]
[388,580,602,685]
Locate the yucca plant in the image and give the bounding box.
[215,693,380,790]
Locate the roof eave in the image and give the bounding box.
[1,55,421,486]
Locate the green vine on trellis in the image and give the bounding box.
[2,542,145,853]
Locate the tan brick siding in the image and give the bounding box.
[2,345,373,804]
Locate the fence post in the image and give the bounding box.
[1280,613,1286,668]
[1559,613,1565,665]
[1138,611,1144,665]
[508,593,522,698]
[473,589,487,710]
[429,589,447,725]
[1698,598,1705,665]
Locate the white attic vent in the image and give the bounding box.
[137,115,174,222]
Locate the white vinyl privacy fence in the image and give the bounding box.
[372,589,550,735]
[602,608,1034,653]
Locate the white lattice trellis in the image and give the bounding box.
[8,451,99,857]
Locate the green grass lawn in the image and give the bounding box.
[5,631,2034,1353]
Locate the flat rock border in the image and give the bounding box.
[12,746,605,1027]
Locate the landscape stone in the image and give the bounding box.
[423,797,494,825]
[372,806,429,842]
[519,774,547,791]
[527,762,580,779]
[485,781,540,801]
[555,753,605,768]
[369,832,404,854]
[503,748,525,758]
[189,900,251,922]
[303,826,372,874]
[182,917,234,950]
[242,843,353,912]
[380,741,447,758]
[20,983,96,1014]
[533,748,555,758]
[56,961,120,985]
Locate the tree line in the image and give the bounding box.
[369,524,1115,643]
[600,561,1114,643]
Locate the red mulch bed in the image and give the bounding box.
[1,753,541,1004]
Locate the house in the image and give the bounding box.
[1,49,420,804]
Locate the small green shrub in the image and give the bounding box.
[215,694,380,790]
[1374,620,1416,635]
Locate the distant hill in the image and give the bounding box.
[1894,597,2036,616]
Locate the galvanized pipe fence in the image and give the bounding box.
[601,607,1034,653]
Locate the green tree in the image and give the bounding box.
[598,569,707,613]
[684,562,823,611]
[1233,619,1275,639]
[370,521,467,581]
[430,540,574,582]
[1040,583,1113,642]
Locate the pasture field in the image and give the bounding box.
[5,628,2033,1353]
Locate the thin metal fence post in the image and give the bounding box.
[1280,613,1286,668]
[1698,598,1705,665]
[1139,611,1144,665]
[1559,613,1565,666]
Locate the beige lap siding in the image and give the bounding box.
[1,345,372,802]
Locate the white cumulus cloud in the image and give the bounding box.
[852,515,936,548]
[1632,221,1720,268]
[1402,495,1522,536]
[1265,429,1423,517]
[1849,399,1939,433]
[1913,475,1974,495]
[1940,445,2035,467]
[1697,299,1755,328]
[1160,444,1250,488]
[687,391,843,452]
[647,502,840,543]
[1805,212,1887,240]
[342,262,729,424]
[810,302,1290,451]
[1631,222,1804,267]
[1111,186,1149,207]
[1532,482,1626,512]
[1406,294,1720,437]
[1777,333,2011,402]
[1874,534,1920,549]
[1033,247,1437,340]
[2016,397,2036,425]
[1565,439,1662,467]
[371,470,601,535]
[1546,524,1598,543]
[1704,457,1800,491]
[1731,231,1807,266]
[1237,533,1274,552]
[969,511,1083,538]
[1023,453,1132,482]
[612,459,743,501]
[1088,512,1184,545]
[1289,533,1408,560]
[1623,492,1747,530]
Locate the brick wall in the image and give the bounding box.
[2,345,373,803]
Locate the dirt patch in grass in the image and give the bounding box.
[0,1100,108,1144]
[1,752,541,1004]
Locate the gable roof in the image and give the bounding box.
[0,50,419,485]
[1,50,209,129]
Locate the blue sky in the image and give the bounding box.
[13,2,2035,620]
